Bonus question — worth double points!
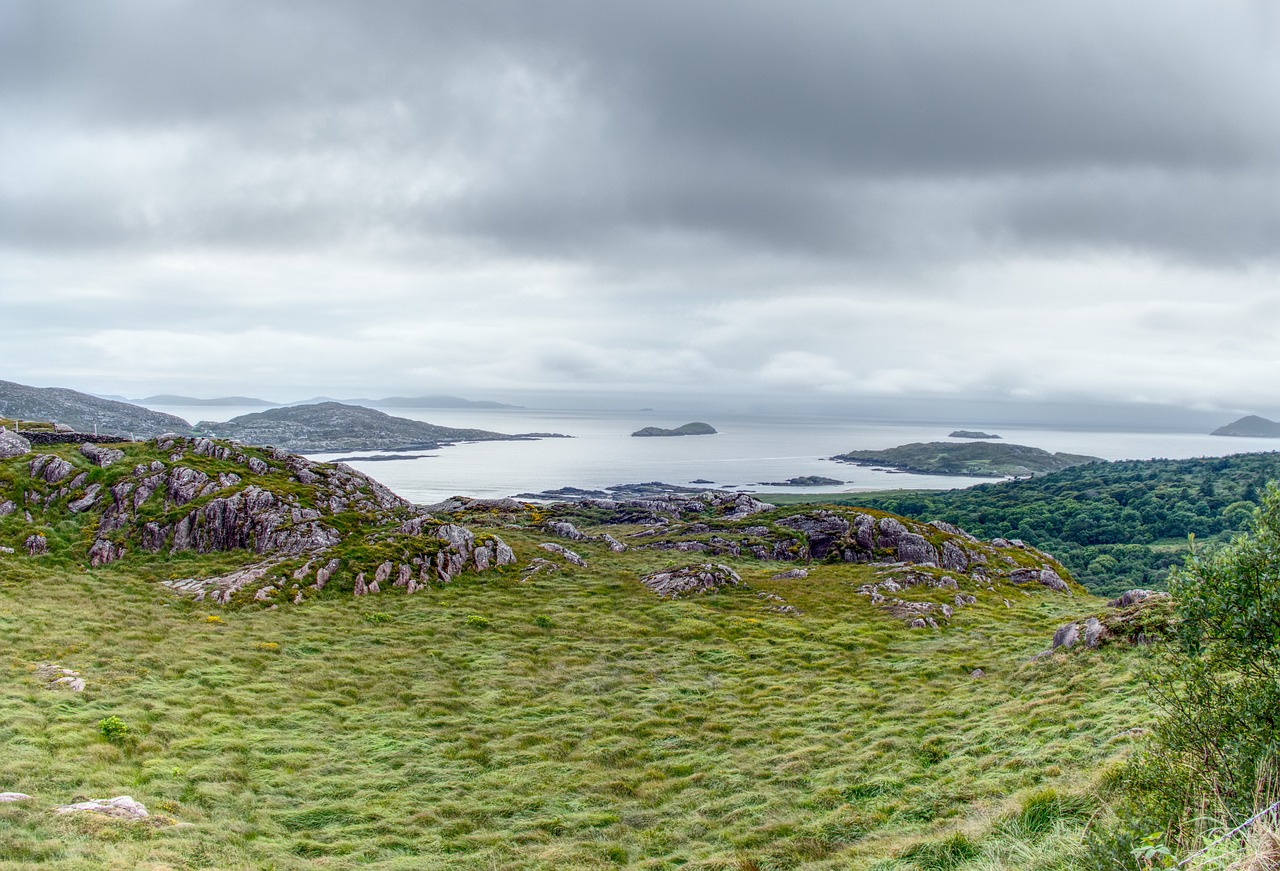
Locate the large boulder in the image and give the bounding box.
[1052,622,1080,650]
[0,428,31,459]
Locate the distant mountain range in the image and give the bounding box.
[139,394,277,407]
[139,394,521,410]
[0,379,190,437]
[1211,415,1280,437]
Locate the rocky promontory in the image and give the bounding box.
[832,441,1101,477]
[949,430,1000,439]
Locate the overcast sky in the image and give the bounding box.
[3,1,1280,415]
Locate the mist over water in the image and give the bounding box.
[145,403,1280,505]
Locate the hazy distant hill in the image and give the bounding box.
[141,394,277,407]
[364,395,522,410]
[832,441,1100,477]
[196,402,515,452]
[0,378,191,437]
[1211,415,1280,437]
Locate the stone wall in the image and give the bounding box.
[17,431,134,445]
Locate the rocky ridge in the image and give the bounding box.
[0,434,516,606]
[539,494,1079,627]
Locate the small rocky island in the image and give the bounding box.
[1211,415,1280,437]
[631,422,717,438]
[832,441,1100,477]
[949,430,1000,439]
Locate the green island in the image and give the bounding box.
[0,426,1277,869]
[832,441,1101,478]
[631,422,718,437]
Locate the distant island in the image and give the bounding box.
[1211,415,1280,437]
[831,441,1101,477]
[197,402,521,453]
[949,430,1000,439]
[362,395,522,410]
[757,475,844,487]
[631,422,717,437]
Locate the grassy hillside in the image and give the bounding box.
[0,440,1159,869]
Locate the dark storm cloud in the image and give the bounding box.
[6,0,1280,262]
[3,1,1280,407]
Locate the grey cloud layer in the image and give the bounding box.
[3,1,1280,407]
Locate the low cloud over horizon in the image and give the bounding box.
[4,1,1280,414]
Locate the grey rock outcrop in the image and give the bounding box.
[1009,567,1069,593]
[543,520,588,541]
[640,563,741,598]
[1109,589,1157,608]
[24,534,48,556]
[80,443,124,467]
[68,483,103,513]
[876,517,939,566]
[0,792,32,803]
[30,454,73,484]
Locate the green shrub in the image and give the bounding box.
[1089,484,1280,862]
[97,715,130,745]
[533,614,554,628]
[464,614,490,629]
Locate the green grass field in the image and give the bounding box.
[0,520,1154,869]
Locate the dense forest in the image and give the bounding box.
[840,452,1280,596]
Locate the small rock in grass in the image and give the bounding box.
[539,542,586,567]
[54,796,148,819]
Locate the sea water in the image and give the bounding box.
[146,404,1280,505]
